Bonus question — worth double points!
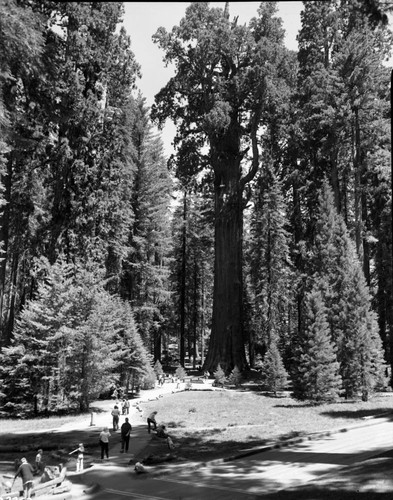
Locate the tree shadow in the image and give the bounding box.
[320,408,393,420]
[150,440,393,500]
[256,456,393,499]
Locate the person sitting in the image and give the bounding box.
[156,424,169,438]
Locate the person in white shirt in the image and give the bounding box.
[99,427,111,459]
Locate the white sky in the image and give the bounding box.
[121,2,304,155]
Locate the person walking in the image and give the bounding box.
[99,427,111,460]
[120,418,132,453]
[12,457,34,500]
[111,405,120,431]
[124,398,130,415]
[69,443,85,472]
[147,411,158,433]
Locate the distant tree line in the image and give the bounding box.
[0,0,391,415]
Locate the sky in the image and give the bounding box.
[121,2,304,156]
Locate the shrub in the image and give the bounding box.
[213,364,227,386]
[227,366,243,387]
[140,366,157,389]
[260,343,288,395]
[175,364,187,380]
[153,360,164,377]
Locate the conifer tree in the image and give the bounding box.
[175,364,187,381]
[260,342,289,396]
[247,172,294,364]
[292,285,342,402]
[0,256,150,415]
[153,360,164,378]
[213,364,227,387]
[308,182,387,399]
[120,95,172,358]
[227,366,243,388]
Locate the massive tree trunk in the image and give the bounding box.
[204,129,248,374]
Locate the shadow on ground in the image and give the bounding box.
[320,408,393,420]
[256,456,393,499]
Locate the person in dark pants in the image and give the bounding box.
[120,418,132,453]
[99,427,111,460]
[147,411,158,433]
[12,457,34,499]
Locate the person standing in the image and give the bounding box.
[124,398,130,415]
[120,418,132,453]
[121,399,126,415]
[147,411,158,433]
[111,405,120,431]
[12,457,34,500]
[99,427,111,460]
[34,449,44,475]
[69,443,85,472]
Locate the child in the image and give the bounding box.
[69,443,85,472]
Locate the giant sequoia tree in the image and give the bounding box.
[151,2,290,372]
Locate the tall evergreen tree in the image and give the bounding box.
[247,173,294,364]
[0,1,141,344]
[120,95,172,358]
[292,284,341,402]
[0,256,150,415]
[169,189,213,367]
[310,182,386,398]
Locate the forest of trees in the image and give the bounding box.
[0,0,392,416]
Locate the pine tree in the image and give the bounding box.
[120,95,172,359]
[247,172,294,364]
[169,189,213,367]
[309,182,387,399]
[213,364,227,387]
[175,364,187,381]
[0,256,151,415]
[153,360,164,378]
[292,285,342,402]
[260,342,289,396]
[227,366,243,388]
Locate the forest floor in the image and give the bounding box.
[0,381,393,489]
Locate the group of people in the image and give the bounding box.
[99,412,133,460]
[147,411,175,450]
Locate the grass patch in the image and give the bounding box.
[139,390,393,462]
[0,413,91,434]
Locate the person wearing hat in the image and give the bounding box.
[12,457,34,499]
[69,443,85,472]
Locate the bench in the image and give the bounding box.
[190,378,205,384]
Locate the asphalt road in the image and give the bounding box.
[76,417,393,499]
